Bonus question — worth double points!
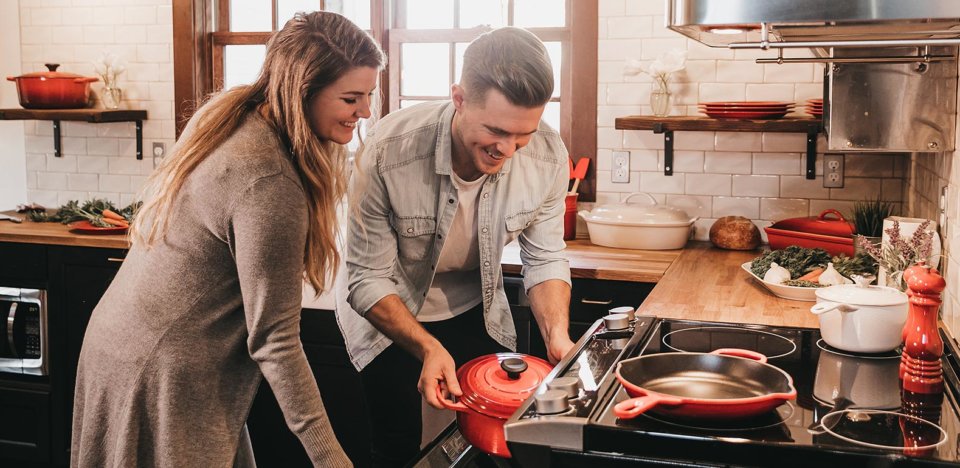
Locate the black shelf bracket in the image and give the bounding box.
[48,119,144,159]
[53,120,61,157]
[652,123,674,176]
[806,130,817,179]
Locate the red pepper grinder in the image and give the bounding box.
[900,261,946,394]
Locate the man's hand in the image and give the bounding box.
[545,334,575,364]
[419,344,462,409]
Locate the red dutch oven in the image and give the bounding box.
[7,63,99,109]
[437,352,552,458]
[614,348,797,420]
[764,209,856,256]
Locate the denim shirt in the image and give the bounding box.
[335,101,571,370]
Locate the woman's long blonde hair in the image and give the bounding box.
[132,11,384,293]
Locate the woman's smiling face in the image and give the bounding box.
[308,66,379,144]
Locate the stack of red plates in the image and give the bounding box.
[805,98,823,117]
[698,101,795,120]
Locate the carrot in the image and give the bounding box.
[101,217,129,228]
[102,209,126,221]
[798,268,824,282]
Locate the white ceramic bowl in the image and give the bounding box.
[741,262,817,302]
[579,193,698,250]
[810,284,908,353]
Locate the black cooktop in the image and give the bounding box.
[586,319,960,467]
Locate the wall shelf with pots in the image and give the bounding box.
[0,108,148,159]
[614,116,822,179]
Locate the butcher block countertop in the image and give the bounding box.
[636,242,818,329]
[501,239,683,283]
[0,218,129,249]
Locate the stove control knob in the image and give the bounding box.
[535,389,570,415]
[547,377,580,399]
[603,313,630,331]
[609,306,636,322]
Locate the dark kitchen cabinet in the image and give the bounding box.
[0,243,123,468]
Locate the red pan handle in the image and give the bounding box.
[613,394,684,419]
[434,386,469,413]
[711,348,768,363]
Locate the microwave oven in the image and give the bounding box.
[0,287,47,376]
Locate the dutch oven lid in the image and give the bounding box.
[16,63,89,80]
[580,192,693,227]
[457,353,552,419]
[769,209,855,237]
[815,283,908,306]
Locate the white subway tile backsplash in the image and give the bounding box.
[666,194,711,218]
[598,39,646,61]
[597,171,641,193]
[672,151,704,173]
[632,149,659,171]
[713,197,759,219]
[58,191,89,206]
[626,0,664,15]
[699,83,745,102]
[51,26,84,44]
[99,173,131,192]
[115,25,147,43]
[88,6,125,25]
[605,83,647,105]
[685,173,731,196]
[622,130,663,150]
[714,133,761,152]
[25,154,46,172]
[717,61,763,83]
[780,175,829,199]
[732,175,779,197]
[809,199,854,218]
[845,153,898,177]
[640,172,685,194]
[82,25,115,43]
[640,38,687,60]
[46,155,78,173]
[761,133,807,152]
[89,192,122,206]
[68,173,99,191]
[107,157,145,175]
[744,84,794,102]
[672,131,715,151]
[598,0,626,17]
[763,63,815,83]
[20,26,52,45]
[37,172,68,190]
[77,156,110,174]
[136,44,168,62]
[123,6,157,24]
[27,190,59,207]
[760,198,809,221]
[705,152,752,174]
[686,40,734,60]
[607,16,650,39]
[829,178,882,201]
[30,8,63,25]
[753,152,800,175]
[87,138,119,156]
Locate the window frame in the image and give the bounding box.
[172,0,596,200]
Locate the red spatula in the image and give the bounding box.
[570,157,590,194]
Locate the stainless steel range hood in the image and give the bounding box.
[668,0,960,50]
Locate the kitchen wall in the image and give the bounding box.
[16,0,175,209]
[593,0,908,241]
[1,0,27,208]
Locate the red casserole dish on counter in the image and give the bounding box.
[764,209,855,256]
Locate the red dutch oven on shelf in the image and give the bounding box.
[764,209,855,256]
[437,352,552,458]
[7,63,99,109]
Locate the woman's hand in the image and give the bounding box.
[419,344,461,409]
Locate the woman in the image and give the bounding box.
[71,11,384,468]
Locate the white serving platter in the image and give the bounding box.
[741,262,818,302]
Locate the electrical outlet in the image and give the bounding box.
[823,154,844,188]
[612,151,630,183]
[152,142,165,159]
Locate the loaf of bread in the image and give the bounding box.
[710,216,761,250]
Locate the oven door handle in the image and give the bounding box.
[7,302,17,359]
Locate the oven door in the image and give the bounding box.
[0,288,47,376]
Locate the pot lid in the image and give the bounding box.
[456,353,553,419]
[15,63,90,80]
[769,209,855,238]
[815,283,908,306]
[580,192,693,226]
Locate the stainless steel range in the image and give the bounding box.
[499,315,960,467]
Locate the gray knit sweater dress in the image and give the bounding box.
[70,112,351,467]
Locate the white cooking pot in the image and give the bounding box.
[812,350,901,410]
[578,193,698,250]
[810,278,908,353]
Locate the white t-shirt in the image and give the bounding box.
[417,172,487,322]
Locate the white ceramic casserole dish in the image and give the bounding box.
[578,193,698,250]
[810,279,908,353]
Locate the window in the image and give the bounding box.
[173,0,597,200]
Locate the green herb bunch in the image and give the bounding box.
[27,199,141,227]
[852,197,894,238]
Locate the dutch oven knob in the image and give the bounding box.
[45,63,60,72]
[603,313,630,331]
[500,357,527,380]
[547,376,580,399]
[535,389,570,415]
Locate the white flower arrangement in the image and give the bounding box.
[624,49,688,93]
[92,52,126,88]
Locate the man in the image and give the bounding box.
[336,26,573,467]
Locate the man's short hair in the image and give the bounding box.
[460,27,554,108]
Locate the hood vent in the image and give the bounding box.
[669,0,960,52]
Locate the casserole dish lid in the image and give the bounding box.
[814,284,908,306]
[13,63,92,80]
[581,192,694,226]
[457,353,552,419]
[769,209,855,237]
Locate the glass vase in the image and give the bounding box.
[650,81,671,117]
[102,86,122,110]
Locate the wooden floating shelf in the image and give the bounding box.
[614,116,823,179]
[0,108,149,159]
